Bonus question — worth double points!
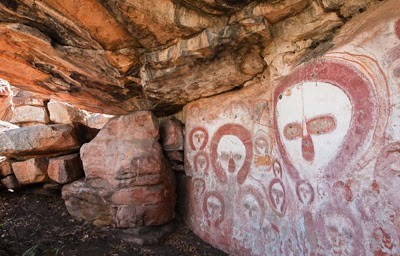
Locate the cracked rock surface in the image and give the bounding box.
[0,0,379,115]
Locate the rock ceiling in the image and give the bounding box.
[0,0,378,115]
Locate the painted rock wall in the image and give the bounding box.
[184,1,400,255]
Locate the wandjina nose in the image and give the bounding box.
[228,155,236,173]
[302,131,315,162]
[275,195,280,205]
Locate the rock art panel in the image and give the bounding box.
[296,180,314,205]
[184,2,400,255]
[314,205,364,256]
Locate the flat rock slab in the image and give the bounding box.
[10,105,50,124]
[0,124,80,158]
[48,100,88,125]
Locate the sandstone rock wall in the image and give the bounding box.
[0,0,380,116]
[184,1,400,254]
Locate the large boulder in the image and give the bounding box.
[0,124,80,158]
[62,111,176,229]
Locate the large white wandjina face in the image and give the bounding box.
[276,82,352,178]
[217,135,246,174]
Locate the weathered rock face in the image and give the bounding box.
[12,158,48,185]
[0,80,13,122]
[0,121,19,133]
[0,0,376,116]
[0,124,80,158]
[184,0,400,255]
[86,113,114,129]
[10,105,50,125]
[47,100,88,125]
[160,117,184,151]
[62,111,176,228]
[1,174,20,190]
[47,154,83,184]
[160,117,185,173]
[0,158,12,177]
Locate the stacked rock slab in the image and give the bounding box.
[0,87,114,190]
[0,124,80,158]
[9,90,49,126]
[0,124,84,189]
[47,100,88,125]
[62,111,176,231]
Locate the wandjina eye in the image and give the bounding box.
[234,154,242,160]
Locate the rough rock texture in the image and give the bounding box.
[159,117,184,151]
[184,0,400,255]
[160,117,185,173]
[47,100,88,125]
[0,79,13,121]
[62,111,176,228]
[0,0,376,116]
[86,113,114,129]
[1,175,20,189]
[10,105,50,125]
[12,158,48,185]
[0,121,19,133]
[0,124,80,158]
[0,158,13,177]
[47,154,83,184]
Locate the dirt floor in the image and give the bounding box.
[0,187,226,256]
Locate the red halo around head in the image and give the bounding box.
[210,124,253,184]
[268,178,286,214]
[189,127,209,150]
[274,60,374,180]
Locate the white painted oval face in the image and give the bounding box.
[276,82,352,179]
[217,135,246,174]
